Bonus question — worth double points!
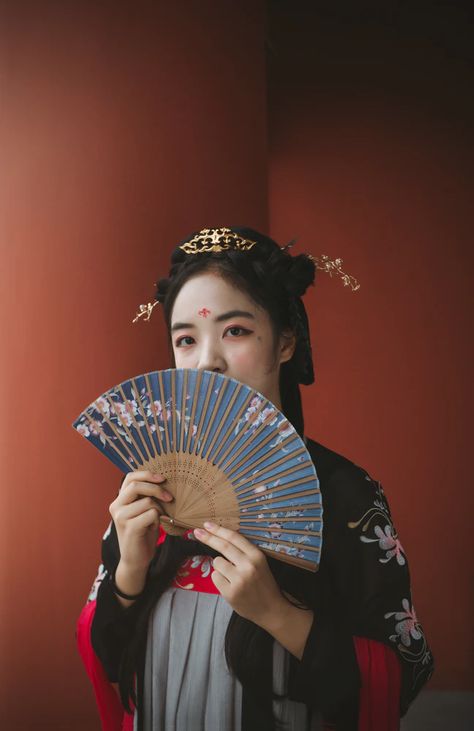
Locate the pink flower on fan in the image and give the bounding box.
[89,420,102,437]
[260,407,277,426]
[277,419,293,438]
[244,397,262,422]
[112,402,134,427]
[124,399,138,415]
[254,485,267,494]
[94,397,110,417]
[148,400,163,418]
[77,423,90,438]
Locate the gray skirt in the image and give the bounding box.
[137,587,322,731]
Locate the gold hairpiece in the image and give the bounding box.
[307,254,360,292]
[132,300,160,323]
[179,227,257,254]
[132,232,360,323]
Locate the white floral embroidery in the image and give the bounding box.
[361,523,406,565]
[189,555,213,578]
[88,564,107,602]
[348,478,406,566]
[385,598,422,646]
[384,598,433,687]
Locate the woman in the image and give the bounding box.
[77,227,434,730]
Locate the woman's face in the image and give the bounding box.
[170,272,295,409]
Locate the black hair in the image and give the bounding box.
[156,227,316,435]
[118,227,317,724]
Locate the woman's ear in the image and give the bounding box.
[279,330,297,364]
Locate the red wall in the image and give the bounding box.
[0,3,472,729]
[0,2,267,727]
[268,4,474,691]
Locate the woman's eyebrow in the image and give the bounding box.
[171,310,255,333]
[215,309,255,323]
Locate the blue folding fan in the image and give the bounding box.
[72,369,322,572]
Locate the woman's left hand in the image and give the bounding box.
[194,521,287,630]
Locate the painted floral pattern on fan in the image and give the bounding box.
[73,369,322,571]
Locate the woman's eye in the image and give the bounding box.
[175,336,194,347]
[225,327,250,337]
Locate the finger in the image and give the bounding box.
[113,497,165,523]
[121,470,167,490]
[200,522,260,559]
[212,556,237,582]
[193,528,246,566]
[128,507,162,532]
[117,481,174,505]
[211,569,231,593]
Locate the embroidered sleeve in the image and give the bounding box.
[345,473,434,713]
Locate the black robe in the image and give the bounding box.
[89,437,434,730]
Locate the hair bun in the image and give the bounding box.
[283,253,316,298]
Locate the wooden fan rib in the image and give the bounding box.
[174,462,238,517]
[212,394,268,468]
[259,547,318,572]
[238,475,318,503]
[178,369,188,453]
[81,410,134,470]
[209,383,254,467]
[235,468,316,500]
[231,443,307,484]
[239,488,320,510]
[204,383,242,462]
[242,503,322,517]
[171,370,177,452]
[130,376,160,462]
[157,371,170,453]
[235,456,313,490]
[222,425,293,480]
[207,387,258,466]
[196,373,227,459]
[240,515,322,525]
[88,399,144,469]
[144,372,165,457]
[240,525,322,538]
[184,370,202,453]
[116,384,154,463]
[105,392,145,464]
[103,393,147,466]
[254,535,321,554]
[193,373,216,454]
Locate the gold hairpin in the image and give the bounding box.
[132,232,360,323]
[132,300,160,323]
[179,227,257,254]
[307,254,360,292]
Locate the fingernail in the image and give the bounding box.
[194,528,206,539]
[203,521,216,530]
[162,491,174,500]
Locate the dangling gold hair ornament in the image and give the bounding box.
[132,300,160,323]
[132,227,359,322]
[306,254,360,292]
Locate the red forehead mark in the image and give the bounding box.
[198,308,211,318]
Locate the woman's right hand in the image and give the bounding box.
[109,470,174,572]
